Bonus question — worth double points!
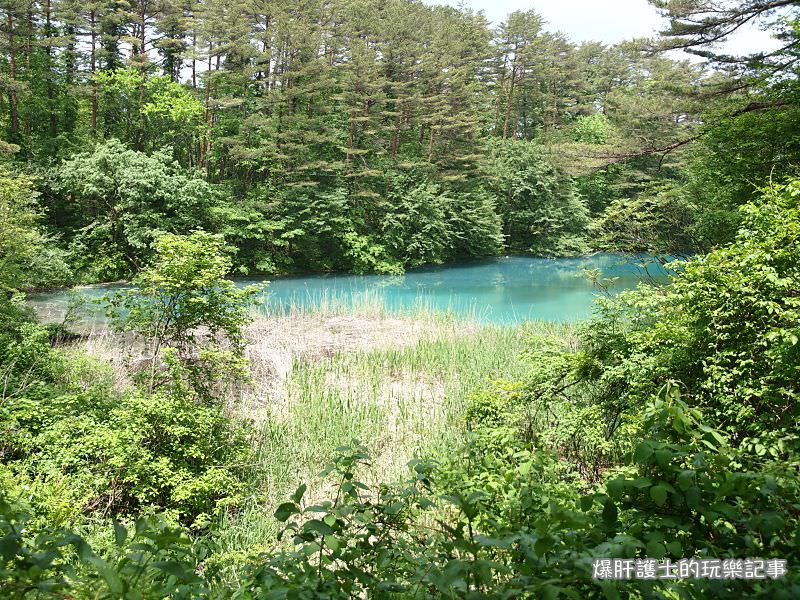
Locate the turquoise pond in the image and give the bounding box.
[27,253,671,325]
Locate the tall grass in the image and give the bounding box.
[216,315,575,556]
[254,285,493,323]
[66,296,575,559]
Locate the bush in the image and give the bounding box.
[0,167,72,303]
[56,140,219,280]
[0,498,212,599]
[106,230,260,399]
[577,178,800,446]
[1,232,257,529]
[0,330,251,528]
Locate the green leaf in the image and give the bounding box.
[606,477,625,499]
[602,498,618,525]
[600,580,622,600]
[88,556,124,595]
[684,486,701,509]
[666,540,682,556]
[629,477,652,489]
[654,448,672,468]
[676,470,695,491]
[303,519,334,536]
[153,560,191,579]
[274,502,299,522]
[645,540,666,559]
[650,485,668,507]
[113,521,127,547]
[633,442,653,464]
[534,536,554,557]
[323,535,339,553]
[291,484,307,504]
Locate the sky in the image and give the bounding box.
[426,0,781,57]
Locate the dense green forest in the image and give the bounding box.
[1,0,799,597]
[0,0,796,281]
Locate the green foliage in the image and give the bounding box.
[95,67,206,162]
[670,178,800,439]
[681,103,800,248]
[107,231,260,398]
[231,177,800,595]
[341,231,404,275]
[572,113,613,145]
[56,140,219,280]
[487,140,590,255]
[141,75,206,157]
[0,168,71,297]
[0,323,250,528]
[0,498,212,599]
[2,173,800,593]
[1,233,254,530]
[606,384,798,577]
[0,169,46,295]
[578,178,800,445]
[1,0,797,274]
[0,1,798,596]
[593,184,700,255]
[214,173,502,276]
[382,181,452,267]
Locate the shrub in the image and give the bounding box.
[107,230,260,398]
[1,232,257,529]
[0,497,212,599]
[57,140,218,280]
[486,139,590,255]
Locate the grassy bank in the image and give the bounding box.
[62,300,575,564]
[219,317,574,556]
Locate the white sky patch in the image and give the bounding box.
[427,0,782,57]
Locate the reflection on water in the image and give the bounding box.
[27,253,672,325]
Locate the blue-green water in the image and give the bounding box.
[28,254,670,325]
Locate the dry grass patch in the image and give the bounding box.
[242,309,474,412]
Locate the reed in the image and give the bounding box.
[217,310,574,556]
[68,297,574,557]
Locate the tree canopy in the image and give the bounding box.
[0,0,794,279]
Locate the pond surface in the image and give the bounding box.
[28,253,671,325]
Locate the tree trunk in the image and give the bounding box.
[551,82,558,129]
[493,57,508,135]
[65,25,76,87]
[45,0,56,138]
[390,100,401,159]
[191,29,197,88]
[24,8,32,145]
[512,66,524,142]
[205,54,220,179]
[502,65,517,142]
[90,10,98,134]
[522,87,528,140]
[137,1,146,150]
[200,42,213,168]
[543,80,550,132]
[7,12,18,138]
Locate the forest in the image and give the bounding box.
[0,0,798,597]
